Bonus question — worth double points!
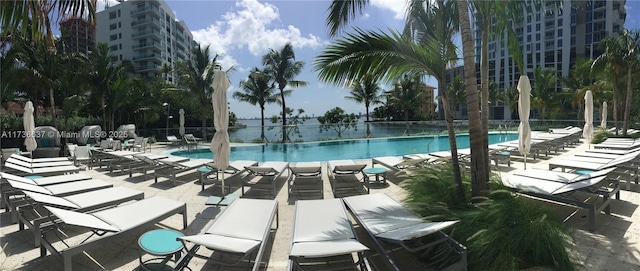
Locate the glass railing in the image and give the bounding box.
[132,18,160,27]
[132,29,159,38]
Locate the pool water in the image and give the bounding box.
[171,133,519,162]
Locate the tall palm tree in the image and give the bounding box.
[0,0,96,47]
[593,30,640,136]
[531,66,557,120]
[456,0,488,197]
[561,58,595,124]
[345,73,382,122]
[88,43,133,130]
[262,43,308,142]
[178,43,220,140]
[390,74,424,131]
[233,68,282,142]
[317,0,467,200]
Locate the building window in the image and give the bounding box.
[119,44,122,50]
[536,24,540,31]
[118,33,122,39]
[527,25,531,32]
[118,22,121,28]
[109,11,116,19]
[109,23,117,30]
[110,44,118,51]
[117,9,121,17]
[557,29,563,37]
[535,43,540,50]
[110,34,117,41]
[557,40,562,47]
[557,18,563,26]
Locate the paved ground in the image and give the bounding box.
[1,138,640,270]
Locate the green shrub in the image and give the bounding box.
[591,129,613,144]
[403,164,576,271]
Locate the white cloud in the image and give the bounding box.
[371,0,408,19]
[191,0,322,71]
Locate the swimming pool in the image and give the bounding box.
[171,133,519,162]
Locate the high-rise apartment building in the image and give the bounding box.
[59,17,96,54]
[96,0,195,83]
[473,0,626,120]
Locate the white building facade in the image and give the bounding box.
[96,0,195,84]
[475,0,626,120]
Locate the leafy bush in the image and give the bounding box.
[591,129,613,144]
[403,164,576,271]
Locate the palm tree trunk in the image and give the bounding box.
[280,88,287,142]
[101,98,106,132]
[439,86,465,202]
[260,106,266,142]
[480,18,490,181]
[623,68,633,136]
[458,0,488,198]
[201,108,207,141]
[365,104,371,136]
[49,87,57,128]
[613,87,619,135]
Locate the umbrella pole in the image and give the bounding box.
[524,153,527,169]
[220,171,226,199]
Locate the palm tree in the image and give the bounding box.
[561,58,595,125]
[0,0,96,47]
[178,43,220,140]
[446,75,466,119]
[88,43,133,130]
[593,30,640,136]
[531,66,557,120]
[262,43,308,142]
[317,0,467,200]
[345,73,382,123]
[390,74,424,131]
[456,0,488,197]
[233,68,282,142]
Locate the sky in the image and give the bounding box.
[97,0,640,119]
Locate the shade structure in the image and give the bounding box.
[179,108,185,137]
[517,75,532,169]
[584,90,593,141]
[601,101,607,129]
[23,101,37,152]
[210,70,231,197]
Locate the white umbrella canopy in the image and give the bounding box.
[584,91,594,142]
[517,75,532,169]
[23,101,37,152]
[210,70,231,196]
[179,108,185,137]
[601,101,607,129]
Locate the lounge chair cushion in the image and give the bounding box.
[179,234,260,254]
[93,197,183,230]
[46,206,120,232]
[205,198,275,241]
[290,240,368,258]
[377,221,459,241]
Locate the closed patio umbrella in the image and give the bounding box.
[210,70,231,201]
[179,108,185,137]
[584,91,593,144]
[517,76,532,169]
[24,101,38,154]
[601,101,607,129]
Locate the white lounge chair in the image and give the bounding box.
[176,198,278,271]
[9,153,70,163]
[288,198,369,270]
[200,160,258,191]
[71,146,92,168]
[166,135,183,145]
[39,196,187,271]
[17,187,144,247]
[372,155,437,171]
[154,158,211,186]
[6,157,73,168]
[342,193,466,271]
[327,160,368,198]
[242,161,290,199]
[3,162,80,176]
[503,167,620,231]
[287,162,323,200]
[2,178,114,220]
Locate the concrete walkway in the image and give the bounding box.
[1,139,639,270]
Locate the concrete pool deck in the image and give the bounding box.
[1,139,640,270]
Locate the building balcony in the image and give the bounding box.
[131,17,161,28]
[132,29,160,39]
[137,64,161,72]
[132,53,162,62]
[132,41,163,51]
[130,5,161,17]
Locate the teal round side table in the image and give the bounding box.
[364,167,387,185]
[138,229,185,271]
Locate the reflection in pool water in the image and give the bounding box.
[171,133,519,162]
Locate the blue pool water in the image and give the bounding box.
[171,133,518,162]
